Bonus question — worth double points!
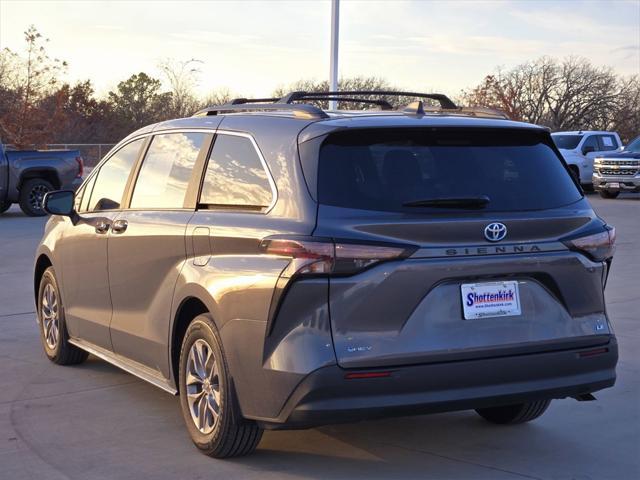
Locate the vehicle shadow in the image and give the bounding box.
[59,357,624,480]
[80,359,493,477]
[233,414,538,480]
[0,210,30,218]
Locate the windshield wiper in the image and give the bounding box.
[402,195,490,209]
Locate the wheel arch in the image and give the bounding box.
[170,295,211,390]
[19,168,61,190]
[34,253,53,306]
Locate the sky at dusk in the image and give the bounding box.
[1,0,638,98]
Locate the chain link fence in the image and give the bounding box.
[43,144,116,168]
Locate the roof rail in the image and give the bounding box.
[401,101,509,120]
[192,91,507,121]
[458,106,510,120]
[280,90,458,110]
[192,102,329,120]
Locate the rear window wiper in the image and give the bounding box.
[402,195,490,209]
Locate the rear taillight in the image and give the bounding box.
[260,237,414,277]
[75,156,84,178]
[564,227,616,262]
[261,239,334,275]
[333,242,409,274]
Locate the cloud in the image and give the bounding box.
[93,25,125,31]
[611,45,640,52]
[169,30,313,55]
[349,34,544,57]
[170,31,260,45]
[509,9,600,34]
[610,44,640,61]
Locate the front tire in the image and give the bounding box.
[19,178,54,216]
[599,190,620,199]
[568,165,580,183]
[38,267,88,365]
[178,315,263,458]
[475,399,551,425]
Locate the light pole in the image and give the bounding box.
[329,0,340,110]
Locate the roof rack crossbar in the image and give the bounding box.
[192,91,505,120]
[192,103,329,120]
[287,95,393,110]
[230,97,279,105]
[279,90,458,110]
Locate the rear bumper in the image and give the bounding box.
[256,337,617,430]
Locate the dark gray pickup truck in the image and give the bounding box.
[0,143,83,216]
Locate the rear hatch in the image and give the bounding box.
[306,127,612,368]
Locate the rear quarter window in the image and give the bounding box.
[317,128,582,213]
[199,133,274,210]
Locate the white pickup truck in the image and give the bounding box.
[551,131,623,187]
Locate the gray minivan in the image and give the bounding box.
[36,92,617,458]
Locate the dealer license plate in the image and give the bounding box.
[461,281,521,320]
[608,182,620,189]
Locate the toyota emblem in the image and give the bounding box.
[484,222,507,242]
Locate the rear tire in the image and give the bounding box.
[568,165,580,183]
[599,190,620,199]
[0,201,10,214]
[178,314,263,458]
[38,267,89,365]
[475,399,551,425]
[19,178,54,216]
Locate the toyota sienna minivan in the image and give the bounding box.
[35,91,617,458]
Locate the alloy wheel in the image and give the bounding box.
[41,283,59,349]
[29,184,50,212]
[185,339,221,434]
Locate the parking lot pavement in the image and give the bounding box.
[0,194,638,480]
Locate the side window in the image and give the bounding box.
[598,135,618,151]
[88,139,144,211]
[200,134,274,209]
[73,184,85,212]
[130,132,206,209]
[582,135,598,154]
[79,174,97,213]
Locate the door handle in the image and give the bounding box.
[112,219,128,234]
[95,220,110,234]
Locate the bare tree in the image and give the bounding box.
[0,25,67,146]
[612,75,640,143]
[461,57,631,136]
[544,57,620,130]
[200,87,236,108]
[158,58,202,118]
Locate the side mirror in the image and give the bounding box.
[43,190,75,217]
[582,145,595,155]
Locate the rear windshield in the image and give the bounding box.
[552,134,583,150]
[317,128,582,213]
